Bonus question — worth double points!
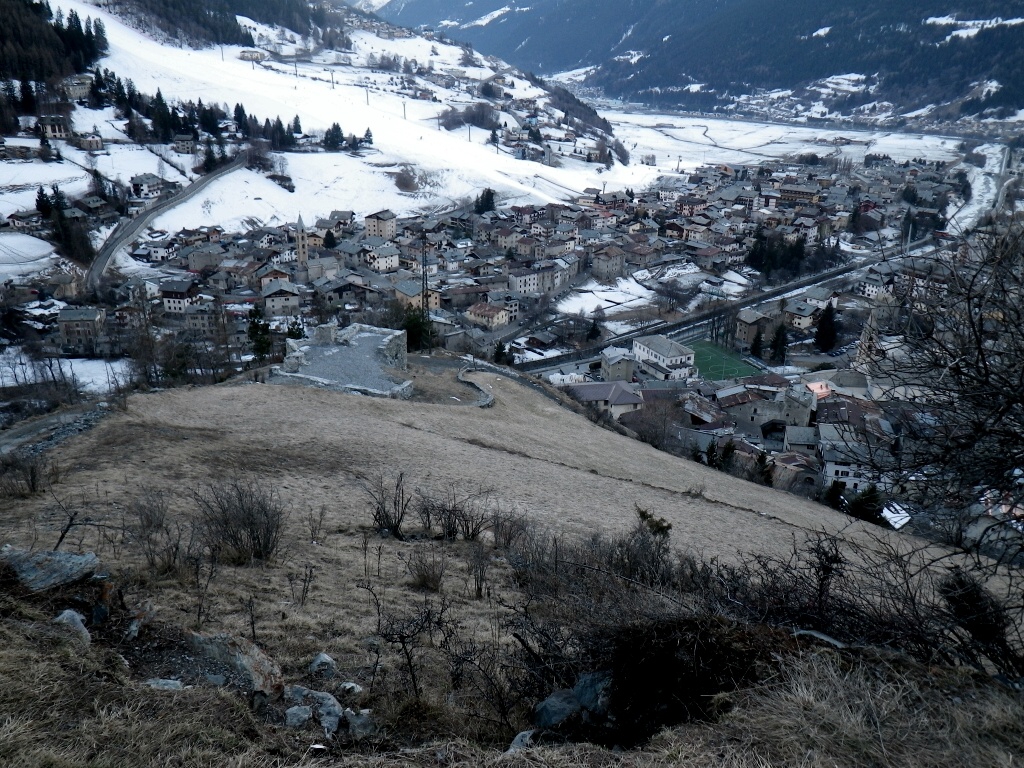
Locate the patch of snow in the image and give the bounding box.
[0,233,59,280]
[925,15,1024,43]
[557,276,654,316]
[463,6,511,28]
[0,346,129,393]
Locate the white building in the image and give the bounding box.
[632,335,696,381]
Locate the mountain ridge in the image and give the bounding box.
[376,0,1024,118]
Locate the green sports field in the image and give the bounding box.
[689,339,761,380]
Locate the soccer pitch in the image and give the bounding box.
[689,339,761,380]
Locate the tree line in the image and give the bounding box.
[0,0,108,83]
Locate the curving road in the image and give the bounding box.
[86,154,246,292]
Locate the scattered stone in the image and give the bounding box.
[1,546,98,592]
[308,652,337,678]
[343,707,376,740]
[124,602,154,641]
[534,688,581,729]
[52,609,90,645]
[186,631,283,700]
[286,685,344,736]
[205,674,227,687]
[507,729,535,753]
[285,705,313,727]
[574,672,611,718]
[146,678,184,691]
[339,681,363,695]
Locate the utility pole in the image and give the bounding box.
[403,101,406,120]
[365,87,369,106]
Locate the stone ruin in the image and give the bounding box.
[270,322,412,399]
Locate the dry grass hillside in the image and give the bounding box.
[1,371,1021,767]
[8,371,874,556]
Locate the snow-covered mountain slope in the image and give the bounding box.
[381,0,1024,118]
[45,0,643,231]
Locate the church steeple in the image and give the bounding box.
[296,214,308,265]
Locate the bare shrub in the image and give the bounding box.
[185,544,220,630]
[305,505,328,544]
[416,482,493,541]
[192,477,288,564]
[287,563,317,606]
[0,452,53,498]
[364,584,448,700]
[364,471,411,540]
[491,507,528,550]
[467,542,489,599]
[404,544,447,592]
[131,490,199,575]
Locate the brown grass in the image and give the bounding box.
[2,372,1017,765]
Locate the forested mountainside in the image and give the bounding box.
[379,0,1024,116]
[0,0,108,81]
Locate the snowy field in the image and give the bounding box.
[0,140,93,218]
[36,0,988,231]
[0,233,58,279]
[606,113,966,178]
[945,143,1006,233]
[0,346,129,394]
[557,276,654,316]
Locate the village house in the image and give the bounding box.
[394,279,441,311]
[568,381,644,419]
[464,301,510,330]
[184,303,221,338]
[592,246,626,280]
[734,308,772,351]
[600,346,635,382]
[364,210,397,240]
[131,173,166,199]
[783,299,818,330]
[173,134,196,154]
[38,115,71,140]
[632,335,696,381]
[58,306,106,355]
[160,279,199,314]
[62,74,93,101]
[262,280,302,316]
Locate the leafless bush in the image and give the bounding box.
[491,507,528,549]
[186,544,220,630]
[467,542,489,599]
[305,505,328,544]
[438,610,521,735]
[416,482,493,541]
[404,544,447,592]
[364,472,411,540]
[287,564,317,606]
[508,506,679,596]
[364,584,448,701]
[131,490,199,576]
[192,477,288,564]
[0,452,54,498]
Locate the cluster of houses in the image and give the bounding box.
[552,328,903,507]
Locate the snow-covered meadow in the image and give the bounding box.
[0,233,59,279]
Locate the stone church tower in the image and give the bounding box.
[296,214,309,266]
